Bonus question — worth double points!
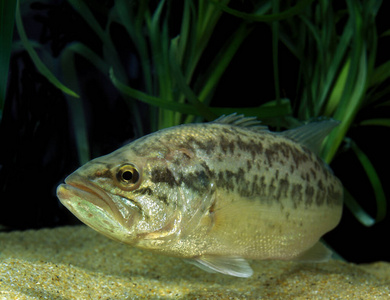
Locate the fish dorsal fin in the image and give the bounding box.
[213,113,268,130]
[186,255,253,278]
[280,119,340,156]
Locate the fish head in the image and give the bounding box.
[56,141,185,246]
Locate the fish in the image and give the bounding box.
[57,114,343,278]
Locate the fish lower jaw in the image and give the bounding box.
[57,184,137,243]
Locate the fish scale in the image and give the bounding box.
[155,122,341,208]
[57,114,343,278]
[151,123,342,255]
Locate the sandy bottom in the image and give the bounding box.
[0,226,389,299]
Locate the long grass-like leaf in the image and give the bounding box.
[0,0,17,118]
[326,49,367,163]
[322,1,368,163]
[313,9,353,117]
[369,60,390,87]
[344,188,375,227]
[67,0,105,41]
[60,45,95,165]
[111,68,292,120]
[324,59,351,116]
[197,24,251,104]
[211,99,293,120]
[360,118,390,127]
[169,38,216,121]
[110,68,198,115]
[63,43,109,75]
[15,0,79,98]
[211,0,314,22]
[115,0,153,93]
[183,1,226,88]
[347,137,386,222]
[381,28,390,37]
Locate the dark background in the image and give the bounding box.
[1,1,389,264]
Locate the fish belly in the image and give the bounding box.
[203,190,342,260]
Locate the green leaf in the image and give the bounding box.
[110,68,198,115]
[369,60,390,88]
[0,0,17,118]
[60,44,91,165]
[210,98,293,120]
[211,0,314,22]
[15,0,79,98]
[115,0,153,93]
[347,137,387,223]
[360,118,390,127]
[344,188,375,227]
[324,59,351,116]
[62,43,109,75]
[111,68,292,120]
[197,24,251,103]
[169,37,217,121]
[323,46,368,163]
[67,0,105,41]
[380,28,390,37]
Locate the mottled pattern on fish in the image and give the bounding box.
[57,115,343,277]
[132,123,341,207]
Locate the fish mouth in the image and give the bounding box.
[57,174,136,242]
[57,173,115,215]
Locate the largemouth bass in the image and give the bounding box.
[57,114,343,277]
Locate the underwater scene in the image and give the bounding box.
[1,0,390,298]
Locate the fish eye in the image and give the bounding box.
[116,164,140,186]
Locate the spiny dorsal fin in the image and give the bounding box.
[280,119,340,156]
[213,113,268,130]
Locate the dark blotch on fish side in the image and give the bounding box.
[265,142,310,169]
[265,148,278,167]
[151,168,177,187]
[327,184,343,206]
[200,162,215,179]
[179,170,210,193]
[219,134,235,154]
[186,135,215,154]
[291,184,303,208]
[304,186,315,207]
[276,177,289,200]
[235,136,261,160]
[158,194,169,205]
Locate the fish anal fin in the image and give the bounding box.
[186,255,253,278]
[293,242,332,263]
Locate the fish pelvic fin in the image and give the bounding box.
[292,242,333,262]
[186,255,253,278]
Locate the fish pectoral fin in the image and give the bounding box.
[292,242,332,262]
[186,255,253,278]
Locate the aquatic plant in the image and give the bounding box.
[0,1,16,122]
[1,0,389,253]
